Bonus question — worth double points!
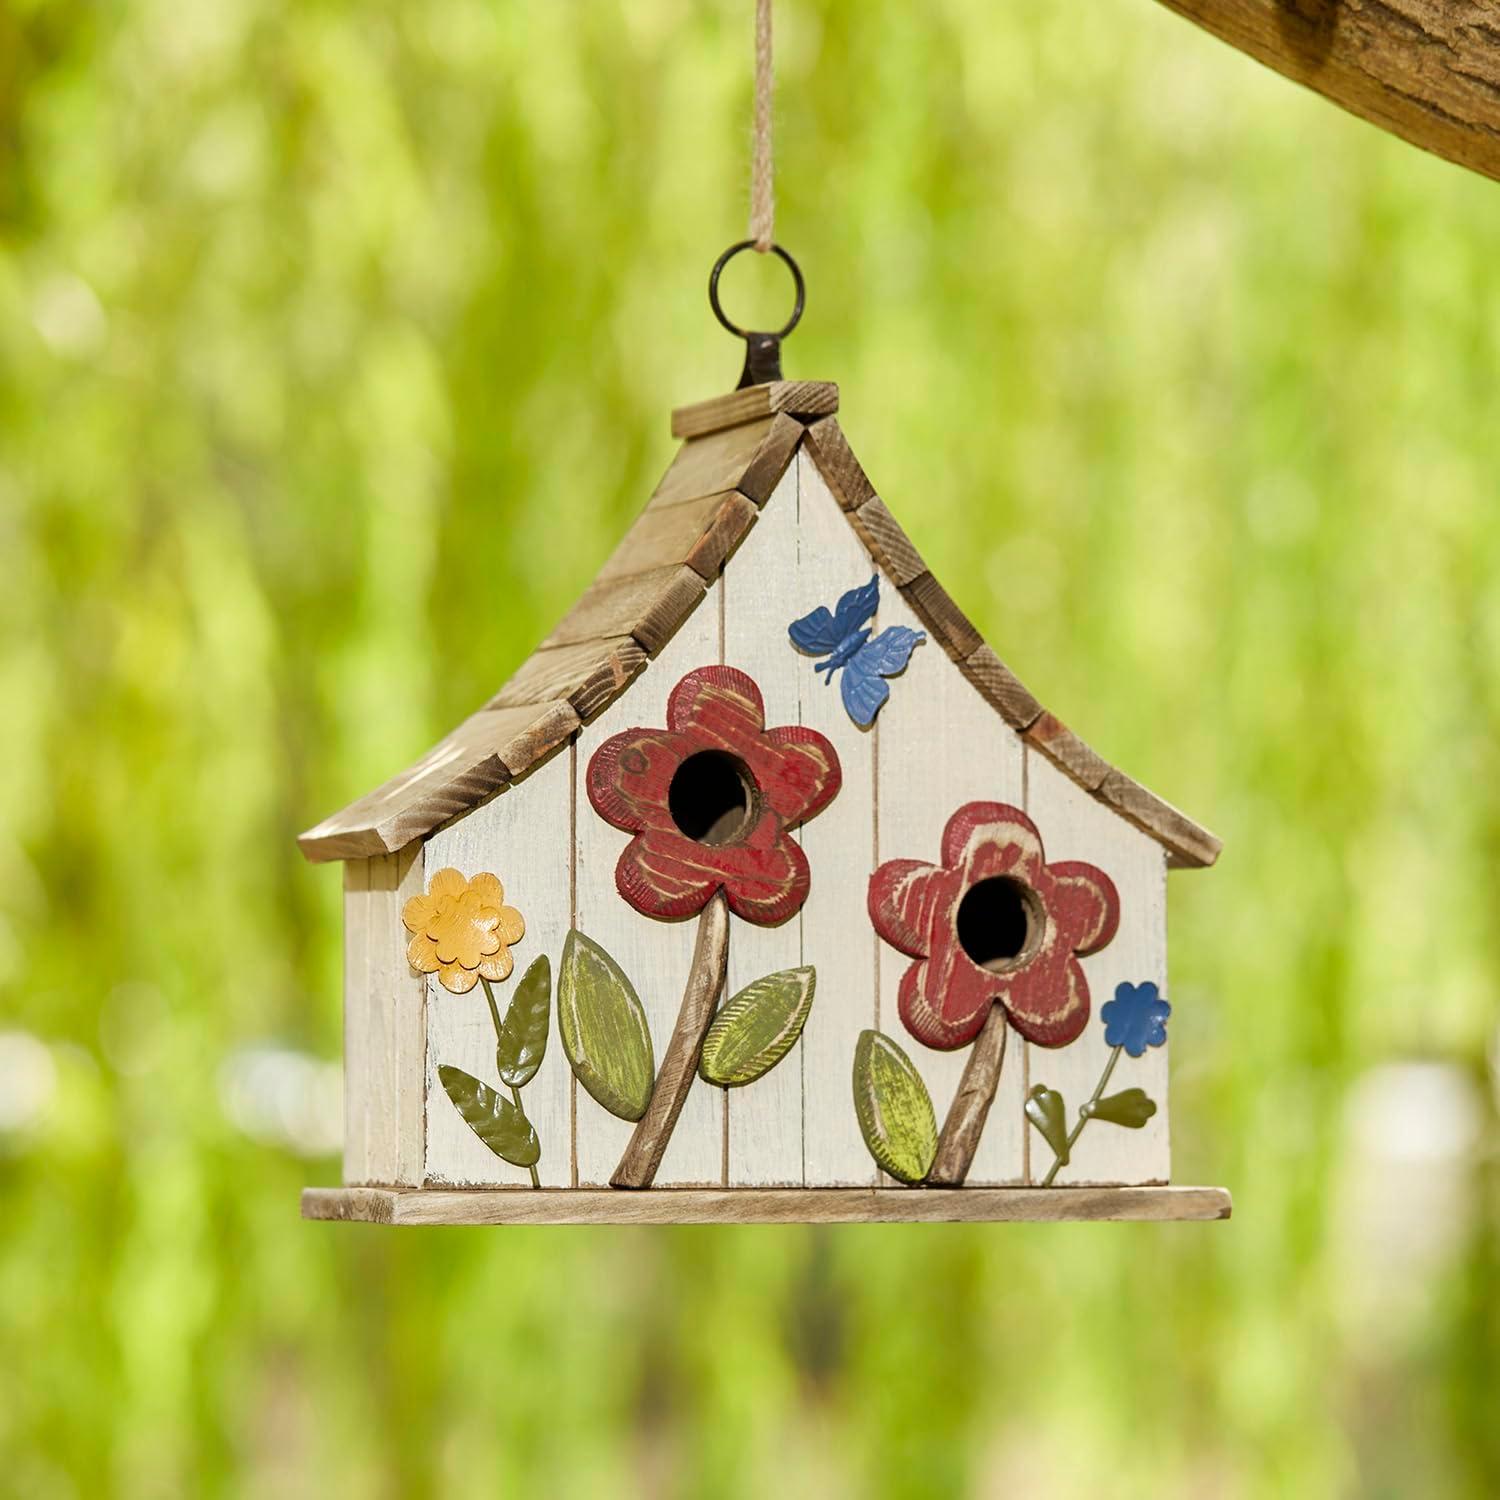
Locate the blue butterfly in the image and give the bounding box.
[788,575,926,727]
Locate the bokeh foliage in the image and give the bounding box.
[3,0,1499,1495]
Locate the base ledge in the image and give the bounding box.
[302,1184,1231,1227]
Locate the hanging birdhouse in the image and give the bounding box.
[299,249,1229,1223]
[282,0,1500,1229]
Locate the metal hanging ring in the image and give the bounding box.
[708,241,805,340]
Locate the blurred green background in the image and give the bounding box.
[4,0,1499,1494]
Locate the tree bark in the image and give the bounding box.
[1153,0,1500,185]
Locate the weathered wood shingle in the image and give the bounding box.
[299,386,1220,869]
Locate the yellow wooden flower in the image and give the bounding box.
[402,868,525,994]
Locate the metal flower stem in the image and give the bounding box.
[481,976,540,1189]
[1040,1044,1124,1188]
[612,891,730,1189]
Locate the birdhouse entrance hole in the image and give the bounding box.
[669,750,756,846]
[956,877,1039,973]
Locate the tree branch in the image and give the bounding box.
[1153,0,1500,185]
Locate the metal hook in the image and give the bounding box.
[708,240,805,388]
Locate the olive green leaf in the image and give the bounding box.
[699,966,816,1087]
[495,955,551,1088]
[1084,1087,1158,1129]
[558,930,654,1121]
[439,1064,541,1167]
[1025,1085,1070,1166]
[852,1029,937,1184]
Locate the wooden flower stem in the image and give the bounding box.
[481,977,540,1189]
[612,892,730,1189]
[928,1006,1009,1187]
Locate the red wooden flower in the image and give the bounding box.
[587,666,842,925]
[868,802,1119,1051]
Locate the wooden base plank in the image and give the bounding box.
[303,1183,1232,1226]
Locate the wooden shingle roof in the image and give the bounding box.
[298,382,1220,869]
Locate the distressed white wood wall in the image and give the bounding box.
[352,441,1172,1188]
[791,454,879,1186]
[342,846,425,1186]
[721,463,805,1184]
[574,583,726,1186]
[422,748,575,1187]
[872,567,1030,1184]
[1022,752,1171,1184]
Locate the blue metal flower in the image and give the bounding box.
[1100,981,1171,1057]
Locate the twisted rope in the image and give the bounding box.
[750,0,774,251]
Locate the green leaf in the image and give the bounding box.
[851,1030,937,1184]
[1084,1087,1158,1129]
[438,1064,541,1167]
[495,955,551,1088]
[558,930,655,1121]
[1025,1085,1070,1166]
[699,966,816,1087]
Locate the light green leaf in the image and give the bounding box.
[495,955,551,1088]
[851,1029,937,1184]
[1025,1085,1070,1166]
[558,930,654,1121]
[699,966,816,1087]
[1084,1087,1158,1129]
[439,1064,541,1167]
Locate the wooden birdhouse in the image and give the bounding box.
[299,380,1229,1227]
